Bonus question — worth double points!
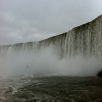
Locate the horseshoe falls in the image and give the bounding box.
[0,15,102,77]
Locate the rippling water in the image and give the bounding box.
[0,75,102,102]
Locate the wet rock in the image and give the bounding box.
[97,70,102,77]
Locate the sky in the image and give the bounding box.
[0,0,102,45]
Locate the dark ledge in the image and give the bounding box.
[97,70,102,77]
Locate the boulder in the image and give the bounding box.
[97,70,102,77]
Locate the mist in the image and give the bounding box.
[0,45,102,78]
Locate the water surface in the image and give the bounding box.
[0,76,102,102]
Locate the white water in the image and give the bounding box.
[0,15,102,77]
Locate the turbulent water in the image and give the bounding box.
[0,75,102,102]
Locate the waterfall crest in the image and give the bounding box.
[0,15,102,58]
[38,15,102,58]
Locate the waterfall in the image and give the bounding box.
[38,15,102,58]
[0,15,102,77]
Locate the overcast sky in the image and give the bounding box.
[0,0,102,45]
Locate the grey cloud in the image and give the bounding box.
[0,0,102,45]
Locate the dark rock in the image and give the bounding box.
[97,70,102,77]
